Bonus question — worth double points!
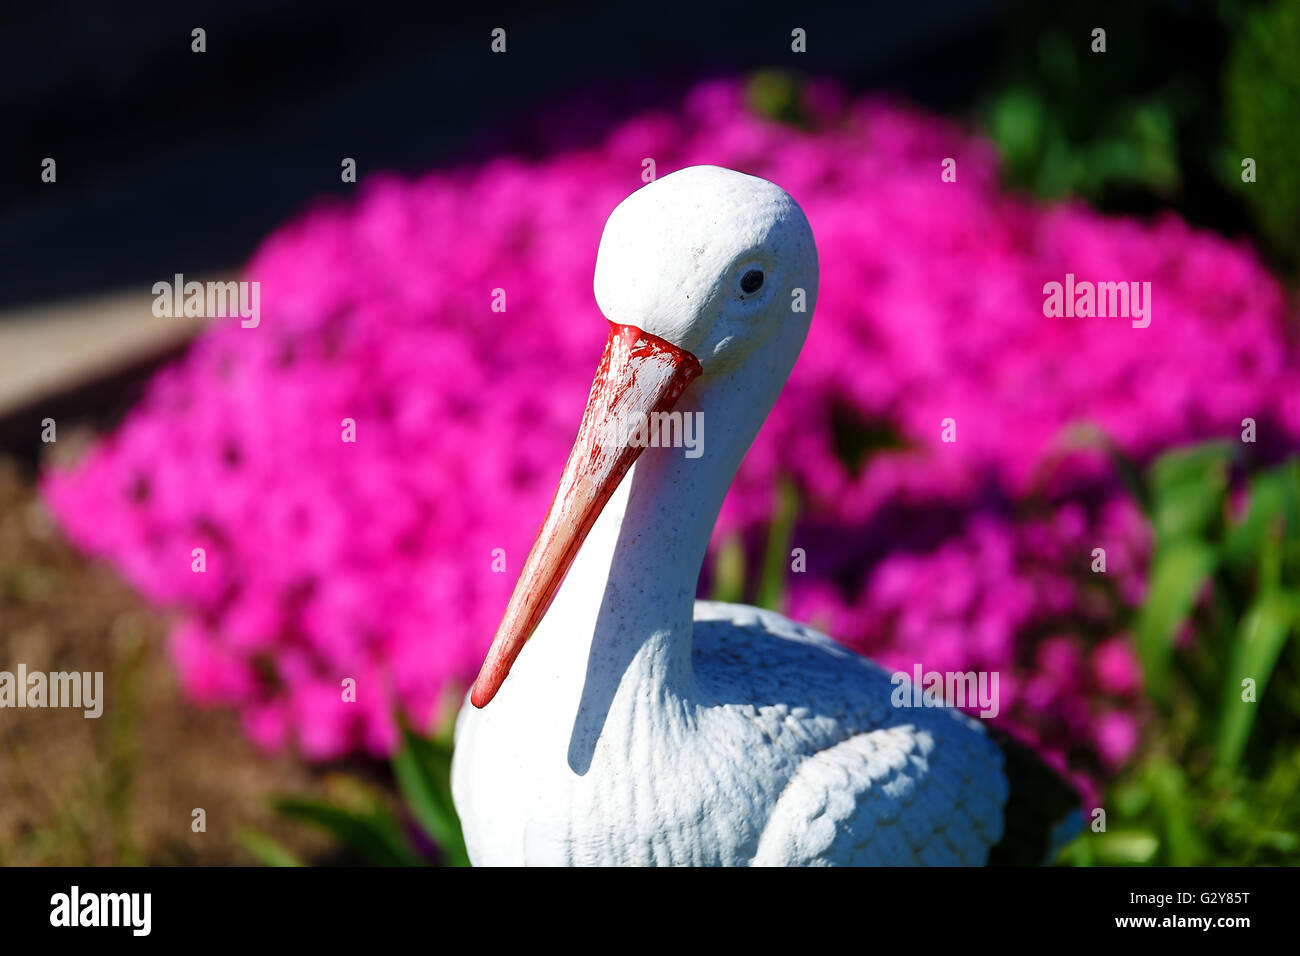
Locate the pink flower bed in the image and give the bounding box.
[43,79,1298,788]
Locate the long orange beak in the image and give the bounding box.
[470,322,703,708]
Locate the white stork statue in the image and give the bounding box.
[452,165,1079,866]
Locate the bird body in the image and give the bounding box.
[452,165,1069,866]
[454,474,1008,864]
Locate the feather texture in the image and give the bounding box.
[454,601,1010,865]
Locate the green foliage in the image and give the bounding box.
[1224,0,1300,268]
[755,480,800,612]
[979,1,1299,270]
[392,715,470,866]
[272,786,424,866]
[1217,593,1293,768]
[236,827,304,867]
[259,698,470,866]
[981,3,1201,204]
[710,533,747,605]
[710,481,801,612]
[1134,540,1216,704]
[746,70,812,128]
[986,83,1180,202]
[1061,445,1300,865]
[1135,443,1228,702]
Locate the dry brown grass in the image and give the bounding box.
[0,456,337,865]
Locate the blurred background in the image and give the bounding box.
[2,0,1298,866]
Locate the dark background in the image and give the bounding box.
[2,1,1250,311]
[3,0,1011,310]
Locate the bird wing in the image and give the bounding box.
[692,601,1009,866]
[751,722,1007,865]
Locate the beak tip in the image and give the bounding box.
[469,675,497,709]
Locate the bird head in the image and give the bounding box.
[593,164,818,375]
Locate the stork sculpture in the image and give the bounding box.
[452,165,1079,865]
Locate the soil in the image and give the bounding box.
[0,454,337,865]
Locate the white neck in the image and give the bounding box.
[522,331,802,769]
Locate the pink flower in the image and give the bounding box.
[1091,636,1143,696]
[1093,711,1142,767]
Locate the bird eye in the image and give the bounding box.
[740,269,764,294]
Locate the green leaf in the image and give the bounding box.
[1146,760,1205,865]
[1112,780,1151,818]
[272,796,422,867]
[236,827,304,867]
[745,70,809,128]
[1255,830,1298,854]
[755,480,799,612]
[710,533,745,604]
[986,88,1047,189]
[1135,541,1216,703]
[1088,829,1160,865]
[1278,460,1300,582]
[1216,593,1295,770]
[1222,470,1287,569]
[393,719,470,867]
[1147,443,1233,496]
[1147,444,1230,542]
